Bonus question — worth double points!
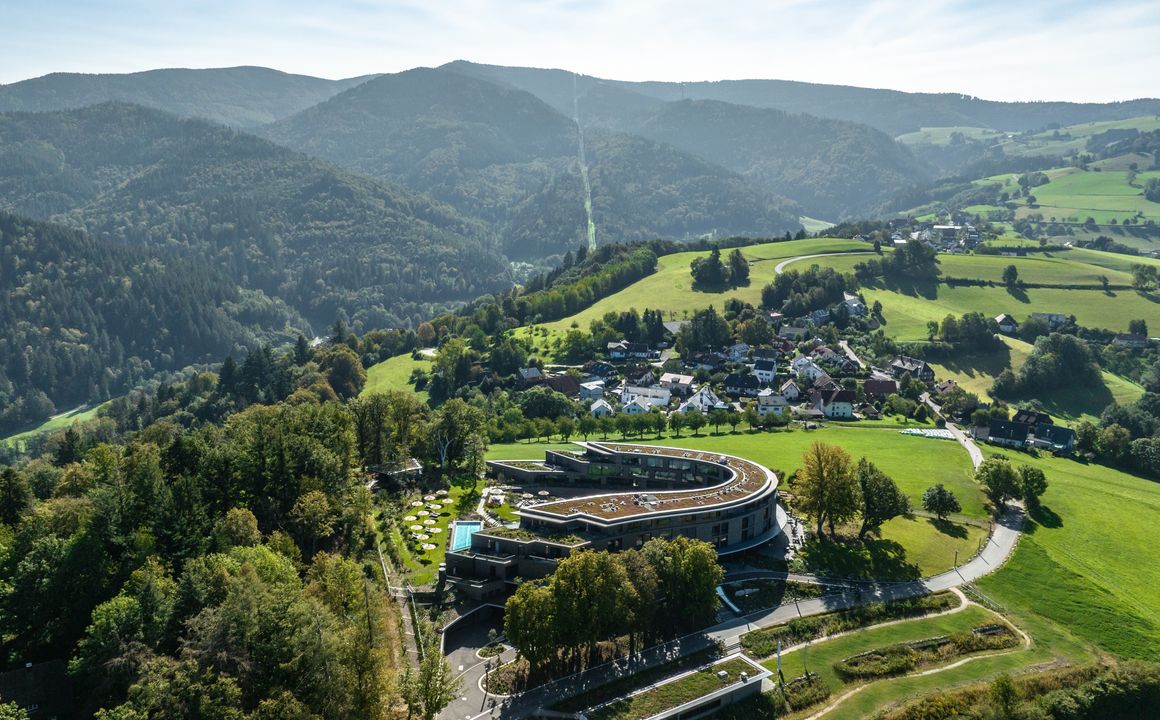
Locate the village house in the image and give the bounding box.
[659,372,696,396]
[889,355,935,382]
[1112,333,1149,349]
[622,397,652,415]
[606,340,651,360]
[579,381,605,401]
[620,384,671,409]
[752,346,780,362]
[791,356,829,382]
[1029,423,1077,451]
[724,372,761,397]
[678,386,726,413]
[756,390,788,417]
[780,379,801,401]
[581,360,616,379]
[862,378,899,400]
[725,342,751,362]
[1012,409,1052,426]
[933,379,958,396]
[517,367,543,385]
[779,325,809,341]
[995,313,1018,334]
[544,375,580,396]
[590,398,614,417]
[753,358,777,384]
[988,419,1030,447]
[1031,312,1068,330]
[686,351,727,372]
[812,388,856,419]
[843,291,866,316]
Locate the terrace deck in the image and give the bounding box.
[525,442,776,522]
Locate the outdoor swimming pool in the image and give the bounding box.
[450,521,482,551]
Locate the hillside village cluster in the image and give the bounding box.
[514,303,1113,454]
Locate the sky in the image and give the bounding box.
[4,0,1158,102]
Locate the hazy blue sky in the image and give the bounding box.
[4,0,1158,101]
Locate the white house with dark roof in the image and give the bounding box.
[753,358,777,384]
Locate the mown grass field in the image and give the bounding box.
[1012,167,1160,225]
[361,352,430,402]
[859,284,1160,340]
[487,427,986,577]
[895,126,1001,145]
[977,451,1160,662]
[0,403,105,450]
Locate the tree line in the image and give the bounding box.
[504,537,723,682]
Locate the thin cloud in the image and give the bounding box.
[1,0,1157,102]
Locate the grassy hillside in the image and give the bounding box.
[360,353,430,403]
[514,237,867,356]
[1,403,104,451]
[927,337,1143,425]
[978,451,1160,661]
[861,284,1158,340]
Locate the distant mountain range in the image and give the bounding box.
[0,66,376,127]
[442,60,1160,137]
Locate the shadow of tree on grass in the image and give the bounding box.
[797,536,921,582]
[1029,504,1063,529]
[928,517,970,539]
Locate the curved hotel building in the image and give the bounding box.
[445,441,785,598]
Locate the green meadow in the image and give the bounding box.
[361,352,430,402]
[511,237,868,356]
[978,450,1160,661]
[1,403,106,451]
[926,336,1144,425]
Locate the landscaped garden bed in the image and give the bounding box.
[834,623,1018,679]
[582,657,756,720]
[741,592,959,659]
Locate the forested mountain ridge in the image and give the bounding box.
[261,67,579,227]
[626,99,928,219]
[0,66,375,127]
[442,60,1160,136]
[262,67,800,255]
[0,102,512,332]
[0,210,307,432]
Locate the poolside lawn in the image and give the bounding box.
[387,475,480,586]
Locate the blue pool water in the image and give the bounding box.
[451,521,483,551]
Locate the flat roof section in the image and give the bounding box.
[518,442,777,526]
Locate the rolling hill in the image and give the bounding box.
[0,66,375,127]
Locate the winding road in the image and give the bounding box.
[773,250,870,275]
